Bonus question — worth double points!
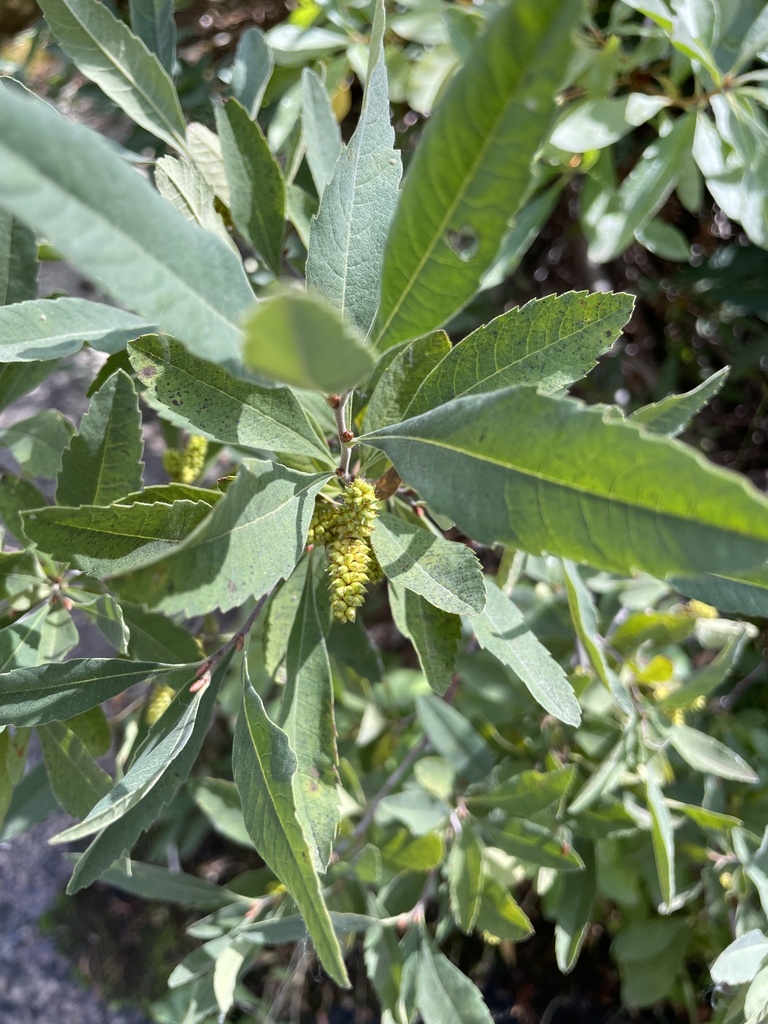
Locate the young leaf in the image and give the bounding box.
[0,83,254,367]
[645,770,676,910]
[301,69,343,198]
[112,459,332,616]
[405,292,635,417]
[233,666,350,987]
[470,579,581,727]
[416,694,494,783]
[242,289,375,392]
[305,0,402,336]
[231,27,273,118]
[363,331,452,434]
[389,583,460,695]
[371,512,485,615]
[22,499,213,577]
[374,0,581,348]
[360,386,768,582]
[129,334,331,463]
[154,156,233,248]
[0,410,74,479]
[629,367,729,436]
[278,555,340,872]
[216,99,285,275]
[0,297,152,362]
[67,657,225,893]
[128,0,176,76]
[416,931,494,1024]
[0,658,188,726]
[668,724,758,782]
[0,603,78,671]
[448,826,485,934]
[57,370,144,506]
[37,0,186,150]
[474,877,533,942]
[39,720,112,819]
[0,210,37,305]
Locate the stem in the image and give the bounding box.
[332,389,354,480]
[190,594,270,691]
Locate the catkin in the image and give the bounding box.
[163,435,208,484]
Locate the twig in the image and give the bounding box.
[190,594,270,692]
[330,390,354,480]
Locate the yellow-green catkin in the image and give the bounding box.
[145,683,175,725]
[308,479,381,623]
[163,435,208,484]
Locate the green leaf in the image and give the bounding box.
[0,297,151,362]
[0,475,46,541]
[112,459,331,616]
[415,694,494,783]
[416,931,494,1024]
[474,877,533,942]
[711,931,768,987]
[360,386,768,582]
[233,665,349,987]
[39,720,112,819]
[612,918,689,1006]
[123,602,201,663]
[216,99,285,275]
[634,218,691,262]
[363,904,404,1021]
[263,557,311,676]
[405,292,635,417]
[484,819,584,871]
[128,0,176,75]
[154,156,233,248]
[377,785,448,835]
[97,858,242,908]
[0,361,60,414]
[466,765,575,818]
[67,657,224,893]
[668,723,758,782]
[301,69,342,198]
[187,122,230,205]
[645,770,675,910]
[189,777,255,849]
[57,370,144,506]
[374,0,581,348]
[0,603,78,671]
[231,28,273,118]
[38,0,186,149]
[0,410,74,479]
[389,583,460,695]
[371,512,485,615]
[657,629,750,711]
[629,367,729,436]
[671,565,768,618]
[363,331,451,434]
[469,579,580,726]
[73,591,130,655]
[551,94,670,152]
[0,83,254,368]
[448,826,484,933]
[380,829,444,871]
[52,683,209,843]
[0,658,187,726]
[129,335,331,463]
[278,555,339,872]
[242,289,375,392]
[553,845,595,973]
[22,499,213,576]
[588,114,696,263]
[0,209,37,305]
[305,0,401,337]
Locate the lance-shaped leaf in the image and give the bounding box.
[0,361,59,413]
[0,410,73,479]
[448,826,484,934]
[0,83,254,367]
[360,386,768,581]
[53,683,208,843]
[263,558,311,676]
[374,0,581,348]
[671,565,768,618]
[0,298,152,362]
[416,931,494,1024]
[301,69,342,198]
[39,720,113,819]
[216,99,285,275]
[154,156,233,247]
[629,367,729,436]
[0,603,78,672]
[363,331,451,434]
[38,0,186,149]
[466,765,575,818]
[474,878,533,942]
[128,0,176,75]
[305,0,402,336]
[552,844,595,973]
[372,512,485,615]
[0,209,37,305]
[112,459,332,616]
[242,289,375,392]
[416,694,494,783]
[129,335,331,463]
[57,370,144,506]
[468,578,580,726]
[123,602,201,664]
[389,583,460,695]
[645,770,676,911]
[231,27,273,118]
[278,554,339,872]
[233,667,349,987]
[668,724,758,782]
[405,291,635,417]
[0,658,190,726]
[67,658,224,893]
[22,499,213,576]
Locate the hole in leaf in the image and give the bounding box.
[445,226,479,262]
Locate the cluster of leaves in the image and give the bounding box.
[2,0,768,1022]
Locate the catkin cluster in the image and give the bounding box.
[145,682,175,725]
[308,479,381,623]
[163,435,208,484]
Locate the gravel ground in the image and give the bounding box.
[0,818,150,1024]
